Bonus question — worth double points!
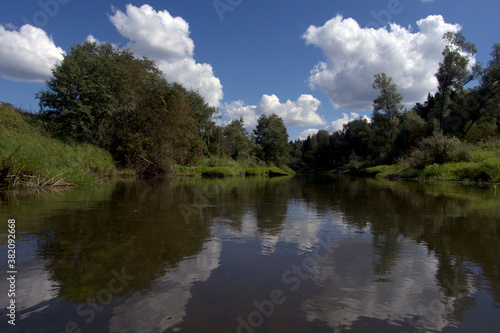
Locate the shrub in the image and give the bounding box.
[401,133,471,168]
[479,158,500,183]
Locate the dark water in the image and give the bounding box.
[1,175,500,333]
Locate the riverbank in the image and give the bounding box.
[357,140,500,184]
[0,104,293,189]
[0,103,131,189]
[171,156,294,177]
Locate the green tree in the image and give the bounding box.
[435,32,478,132]
[220,117,253,160]
[37,42,157,147]
[37,41,204,174]
[372,73,403,120]
[462,43,500,138]
[253,114,289,165]
[313,130,332,169]
[183,86,221,156]
[109,61,174,173]
[393,109,429,156]
[343,119,372,165]
[371,73,403,163]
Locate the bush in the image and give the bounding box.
[199,156,240,168]
[401,133,471,168]
[479,158,500,183]
[357,165,397,178]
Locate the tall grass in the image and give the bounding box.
[0,103,124,188]
[171,155,294,177]
[359,133,500,183]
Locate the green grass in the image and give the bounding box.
[171,156,294,178]
[0,103,128,188]
[358,139,500,184]
[357,165,399,179]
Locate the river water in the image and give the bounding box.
[1,175,499,332]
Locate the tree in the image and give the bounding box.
[435,32,478,132]
[253,114,289,165]
[220,117,253,160]
[371,73,403,163]
[462,43,500,138]
[414,93,437,122]
[313,130,332,169]
[372,73,403,120]
[37,41,204,174]
[343,119,371,160]
[182,86,220,156]
[37,42,157,147]
[393,109,429,156]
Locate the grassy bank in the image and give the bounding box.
[358,139,500,183]
[0,103,128,189]
[172,156,294,177]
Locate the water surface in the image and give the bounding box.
[1,176,499,332]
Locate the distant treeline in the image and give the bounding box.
[289,33,500,172]
[36,42,290,175]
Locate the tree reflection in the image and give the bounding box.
[33,179,213,303]
[325,176,500,320]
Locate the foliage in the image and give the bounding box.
[37,41,204,175]
[34,41,297,177]
[435,32,478,132]
[400,132,470,169]
[171,155,293,177]
[0,103,122,188]
[220,117,254,160]
[372,73,403,120]
[254,114,290,166]
[289,36,500,180]
[359,138,500,183]
[357,165,398,179]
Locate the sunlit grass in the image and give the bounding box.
[0,103,127,188]
[171,156,294,177]
[359,139,500,183]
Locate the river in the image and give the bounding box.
[1,175,499,332]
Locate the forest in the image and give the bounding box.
[2,32,499,187]
[289,32,500,182]
[34,41,290,177]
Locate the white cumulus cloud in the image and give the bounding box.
[303,15,462,110]
[109,4,223,107]
[223,94,325,128]
[0,24,65,82]
[298,128,320,140]
[326,112,370,133]
[299,112,370,140]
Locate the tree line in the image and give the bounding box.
[290,33,500,172]
[37,42,290,175]
[37,33,499,175]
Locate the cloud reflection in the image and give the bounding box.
[109,233,222,332]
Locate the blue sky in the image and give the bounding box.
[0,0,498,139]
